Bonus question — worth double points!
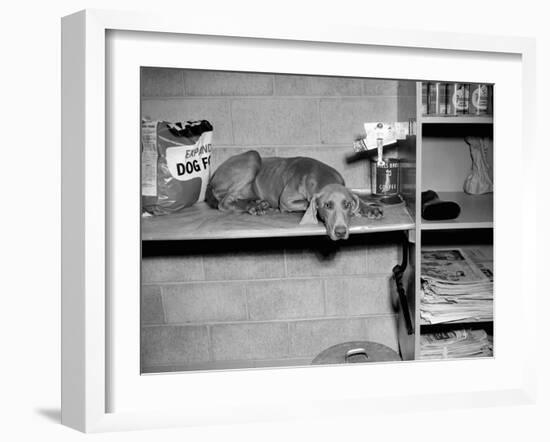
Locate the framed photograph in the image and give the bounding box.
[61,9,537,432]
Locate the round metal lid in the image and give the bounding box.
[311,341,401,365]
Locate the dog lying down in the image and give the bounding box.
[205,150,383,241]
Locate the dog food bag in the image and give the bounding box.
[141,120,213,215]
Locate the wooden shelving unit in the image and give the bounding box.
[412,81,494,360]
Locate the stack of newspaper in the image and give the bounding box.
[420,329,493,359]
[420,247,493,324]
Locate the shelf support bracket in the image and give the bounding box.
[392,233,414,335]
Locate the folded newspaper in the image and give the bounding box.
[420,247,493,324]
[420,329,493,359]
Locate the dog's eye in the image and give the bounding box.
[343,201,350,209]
[324,201,334,210]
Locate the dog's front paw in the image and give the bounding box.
[246,200,270,216]
[360,204,384,219]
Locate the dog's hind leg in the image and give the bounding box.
[208,150,262,212]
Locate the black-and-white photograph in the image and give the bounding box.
[140,69,493,373]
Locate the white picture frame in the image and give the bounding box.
[61,9,537,433]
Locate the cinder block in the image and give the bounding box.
[247,279,324,320]
[397,81,417,96]
[211,322,289,361]
[289,318,367,358]
[162,282,247,323]
[231,99,319,145]
[285,243,367,278]
[319,98,398,145]
[211,147,250,169]
[325,277,394,316]
[142,256,204,283]
[141,98,233,145]
[397,95,417,121]
[203,249,285,281]
[183,70,273,96]
[364,315,399,352]
[141,285,165,324]
[362,79,399,96]
[274,75,362,96]
[141,325,210,366]
[210,147,278,170]
[367,243,400,274]
[275,146,368,188]
[141,67,184,97]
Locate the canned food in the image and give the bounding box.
[469,84,490,115]
[421,83,428,115]
[449,83,470,115]
[371,158,400,196]
[427,82,448,115]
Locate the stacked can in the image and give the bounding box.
[423,82,492,116]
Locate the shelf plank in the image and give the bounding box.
[142,201,414,241]
[421,192,493,230]
[420,318,493,326]
[420,115,493,124]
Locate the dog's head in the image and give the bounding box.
[300,184,360,240]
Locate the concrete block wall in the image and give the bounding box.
[141,235,401,372]
[141,68,407,188]
[141,69,405,372]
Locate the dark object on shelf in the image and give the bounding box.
[422,190,461,221]
[355,190,404,206]
[379,194,403,205]
[393,234,414,335]
[311,341,401,365]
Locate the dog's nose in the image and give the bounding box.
[334,225,348,238]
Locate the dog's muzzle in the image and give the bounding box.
[333,225,349,240]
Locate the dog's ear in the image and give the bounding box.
[300,195,319,225]
[350,193,361,216]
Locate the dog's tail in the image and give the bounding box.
[205,182,219,209]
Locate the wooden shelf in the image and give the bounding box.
[142,201,414,241]
[420,318,493,326]
[421,192,493,230]
[420,115,493,125]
